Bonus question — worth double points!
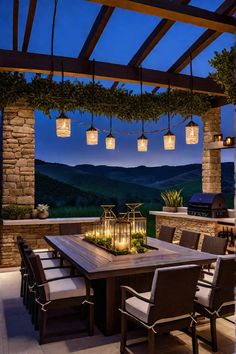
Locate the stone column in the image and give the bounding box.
[1,99,35,208]
[202,107,221,193]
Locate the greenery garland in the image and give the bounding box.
[0,47,233,121]
[209,47,235,104]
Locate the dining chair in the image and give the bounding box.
[120,264,201,354]
[24,247,74,329]
[179,230,200,250]
[194,255,235,352]
[28,253,94,344]
[158,225,175,243]
[201,235,227,255]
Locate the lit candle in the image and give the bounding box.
[116,238,128,251]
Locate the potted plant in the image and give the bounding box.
[37,204,49,219]
[161,189,183,212]
[2,205,32,219]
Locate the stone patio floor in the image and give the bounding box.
[0,268,235,354]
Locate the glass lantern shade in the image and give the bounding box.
[164,130,176,150]
[99,205,116,239]
[137,134,148,152]
[113,220,131,251]
[126,203,147,243]
[56,112,71,138]
[106,133,116,150]
[185,120,199,144]
[86,126,98,145]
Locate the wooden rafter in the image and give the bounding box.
[79,5,114,59]
[0,49,225,96]
[112,0,190,89]
[152,0,236,93]
[88,0,236,33]
[13,0,19,50]
[22,0,37,52]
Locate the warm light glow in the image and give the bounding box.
[185,120,199,144]
[86,126,98,145]
[56,112,71,138]
[137,134,148,152]
[223,136,234,146]
[164,130,176,150]
[106,133,116,150]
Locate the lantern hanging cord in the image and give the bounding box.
[189,51,193,121]
[50,0,58,78]
[167,79,171,131]
[60,62,64,111]
[140,66,144,135]
[91,59,95,126]
[109,115,112,134]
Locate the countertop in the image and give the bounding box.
[150,211,235,225]
[2,217,100,226]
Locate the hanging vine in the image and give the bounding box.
[0,72,212,120]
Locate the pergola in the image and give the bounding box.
[0,1,235,268]
[0,0,235,100]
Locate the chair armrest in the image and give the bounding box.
[121,285,153,310]
[198,281,219,290]
[201,270,214,276]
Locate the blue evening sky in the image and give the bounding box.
[0,0,234,167]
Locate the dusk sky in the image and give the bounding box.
[0,0,234,167]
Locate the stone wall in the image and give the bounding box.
[202,107,221,193]
[0,222,95,267]
[2,99,35,207]
[155,215,219,249]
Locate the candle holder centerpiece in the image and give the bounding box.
[84,203,151,255]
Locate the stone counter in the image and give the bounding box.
[150,209,235,248]
[0,217,99,267]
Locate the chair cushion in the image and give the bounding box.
[44,267,71,281]
[125,292,151,323]
[33,248,50,252]
[45,277,94,301]
[35,251,54,259]
[195,285,212,307]
[41,259,61,268]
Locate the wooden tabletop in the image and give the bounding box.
[45,235,217,280]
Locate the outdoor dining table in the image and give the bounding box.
[45,235,216,335]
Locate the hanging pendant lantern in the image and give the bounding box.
[56,111,71,137]
[185,119,199,144]
[106,133,116,150]
[137,134,148,152]
[86,59,98,145]
[137,66,148,152]
[86,125,98,145]
[164,80,175,150]
[164,130,176,150]
[106,115,116,150]
[185,52,199,145]
[56,63,71,138]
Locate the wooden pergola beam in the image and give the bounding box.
[22,0,37,52]
[88,0,236,33]
[79,5,114,59]
[152,0,236,93]
[13,0,19,50]
[112,0,190,89]
[0,49,225,96]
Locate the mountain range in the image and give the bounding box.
[35,160,234,210]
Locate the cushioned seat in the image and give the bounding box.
[35,251,54,259]
[44,267,71,281]
[41,259,61,268]
[126,292,151,323]
[34,248,50,253]
[195,285,211,307]
[45,277,94,301]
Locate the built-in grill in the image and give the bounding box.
[187,193,228,218]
